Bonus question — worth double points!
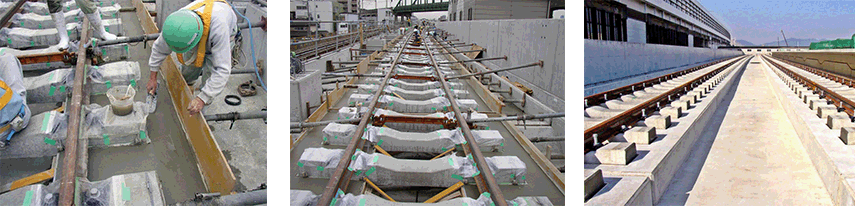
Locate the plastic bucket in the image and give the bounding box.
[106,86,135,116]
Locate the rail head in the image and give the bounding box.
[316,33,415,206]
[584,56,739,107]
[764,56,855,117]
[583,55,748,153]
[425,35,508,206]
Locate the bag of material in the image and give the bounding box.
[362,125,463,153]
[290,190,319,206]
[82,102,150,147]
[296,147,344,179]
[88,61,140,94]
[347,150,477,187]
[506,196,554,206]
[10,10,81,29]
[0,23,81,49]
[23,68,73,103]
[335,192,493,206]
[321,122,357,146]
[485,156,527,185]
[1,110,66,159]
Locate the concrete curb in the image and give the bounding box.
[762,56,855,206]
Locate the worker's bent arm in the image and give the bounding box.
[197,22,233,104]
[147,35,173,72]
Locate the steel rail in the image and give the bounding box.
[59,14,91,206]
[770,55,855,89]
[764,55,855,117]
[425,35,508,206]
[584,57,736,108]
[583,55,748,153]
[0,0,26,28]
[316,33,414,206]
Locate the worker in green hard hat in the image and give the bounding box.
[147,0,238,115]
[47,0,119,50]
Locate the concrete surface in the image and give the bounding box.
[435,19,565,112]
[586,55,748,204]
[683,56,832,205]
[87,0,206,203]
[584,169,604,200]
[764,55,855,206]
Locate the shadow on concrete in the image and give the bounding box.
[656,60,748,205]
[587,177,622,201]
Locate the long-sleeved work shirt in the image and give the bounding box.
[149,0,237,104]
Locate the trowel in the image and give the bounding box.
[146,83,157,113]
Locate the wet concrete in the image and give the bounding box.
[85,0,206,203]
[0,157,53,187]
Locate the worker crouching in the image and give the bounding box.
[147,0,238,115]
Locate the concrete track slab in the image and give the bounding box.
[684,57,832,205]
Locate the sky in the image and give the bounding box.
[359,0,447,19]
[697,0,855,44]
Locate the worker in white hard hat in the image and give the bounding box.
[146,0,238,115]
[48,0,118,50]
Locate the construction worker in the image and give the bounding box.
[48,0,118,49]
[146,0,237,115]
[0,54,31,147]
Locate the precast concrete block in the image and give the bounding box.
[799,89,813,99]
[818,106,840,119]
[828,114,853,129]
[644,115,671,130]
[804,94,820,104]
[841,127,855,145]
[689,90,704,99]
[671,100,690,111]
[810,99,829,110]
[660,106,682,119]
[679,94,697,105]
[593,142,637,165]
[584,169,605,200]
[625,126,656,144]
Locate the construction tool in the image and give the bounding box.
[146,91,157,114]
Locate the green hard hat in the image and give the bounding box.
[161,9,203,53]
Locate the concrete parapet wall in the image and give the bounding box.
[584,39,743,96]
[435,19,565,112]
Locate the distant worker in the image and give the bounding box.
[147,0,238,115]
[49,0,119,49]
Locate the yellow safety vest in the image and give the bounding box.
[0,80,14,134]
[177,0,229,67]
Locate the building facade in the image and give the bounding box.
[583,0,732,47]
[308,1,334,33]
[447,0,555,21]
